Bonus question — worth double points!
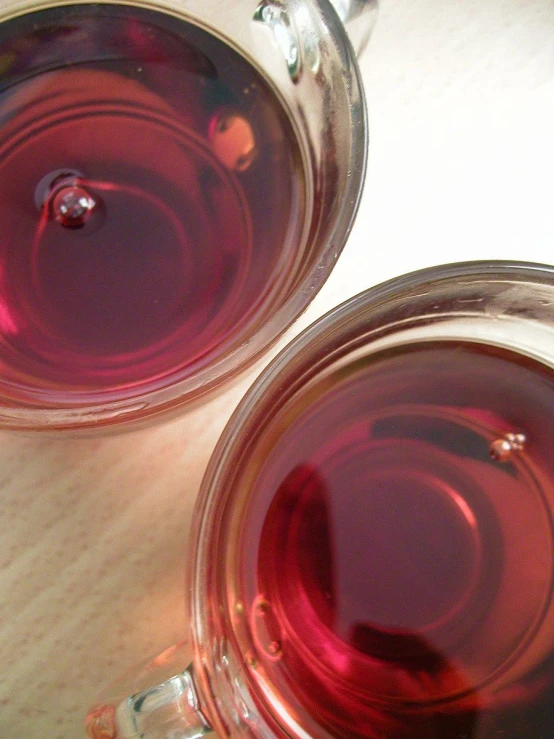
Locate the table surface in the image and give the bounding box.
[1,0,554,736]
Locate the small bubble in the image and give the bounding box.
[508,432,527,450]
[267,640,282,656]
[490,438,512,462]
[252,596,282,662]
[245,651,258,668]
[490,431,527,462]
[52,185,97,229]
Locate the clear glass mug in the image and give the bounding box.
[0,0,375,432]
[88,261,554,738]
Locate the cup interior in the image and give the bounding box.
[191,263,554,738]
[0,0,366,429]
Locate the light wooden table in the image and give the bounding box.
[1,0,554,736]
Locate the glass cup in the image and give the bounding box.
[88,261,554,738]
[0,0,375,432]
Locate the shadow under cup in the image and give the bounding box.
[0,0,366,431]
[192,263,554,738]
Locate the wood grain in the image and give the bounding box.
[1,0,554,736]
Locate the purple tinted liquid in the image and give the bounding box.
[0,4,305,395]
[242,342,554,737]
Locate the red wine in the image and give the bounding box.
[238,342,554,737]
[0,4,306,396]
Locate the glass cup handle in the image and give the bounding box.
[328,0,379,57]
[86,642,214,739]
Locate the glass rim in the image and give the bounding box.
[187,258,554,733]
[0,0,368,431]
[191,258,554,573]
[197,259,554,468]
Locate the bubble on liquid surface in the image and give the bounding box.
[35,169,100,229]
[267,640,282,656]
[251,595,283,662]
[51,184,98,228]
[490,432,527,462]
[245,651,258,668]
[256,598,270,615]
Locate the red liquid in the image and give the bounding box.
[239,342,554,737]
[0,5,305,396]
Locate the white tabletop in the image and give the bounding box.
[1,0,553,736]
